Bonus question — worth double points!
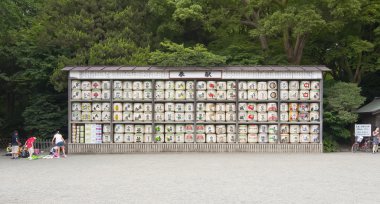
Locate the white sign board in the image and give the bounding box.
[169,71,222,79]
[355,124,372,137]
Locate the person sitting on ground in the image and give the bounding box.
[25,136,37,160]
[52,131,66,158]
[11,130,21,159]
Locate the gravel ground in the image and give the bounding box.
[1,152,379,204]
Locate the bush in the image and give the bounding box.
[323,138,339,152]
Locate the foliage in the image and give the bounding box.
[323,138,339,152]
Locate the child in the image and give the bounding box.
[11,130,21,159]
[25,136,37,160]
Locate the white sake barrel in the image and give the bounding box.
[216,134,227,143]
[72,103,81,111]
[238,134,248,143]
[81,103,91,111]
[102,124,111,133]
[196,125,205,133]
[257,81,267,90]
[82,111,91,121]
[91,90,102,100]
[112,90,122,100]
[133,103,143,112]
[300,134,310,143]
[196,134,206,143]
[290,134,299,143]
[124,125,134,133]
[227,81,236,89]
[289,111,298,121]
[257,91,267,100]
[258,133,268,143]
[165,81,175,90]
[216,91,227,100]
[196,81,206,90]
[102,133,111,143]
[144,112,152,121]
[124,134,134,143]
[186,81,195,90]
[257,112,267,122]
[268,90,278,100]
[259,125,268,133]
[165,103,175,111]
[122,112,132,121]
[184,134,194,143]
[257,103,267,112]
[310,125,319,134]
[226,103,236,111]
[155,90,164,100]
[227,134,236,143]
[205,112,215,121]
[164,90,175,100]
[311,81,320,90]
[205,103,216,112]
[226,112,236,121]
[238,112,247,121]
[71,89,81,99]
[280,125,289,134]
[280,91,289,100]
[289,103,298,111]
[298,112,309,122]
[247,81,257,90]
[132,90,143,100]
[113,81,122,90]
[238,125,248,134]
[215,112,226,121]
[310,111,319,122]
[298,103,309,112]
[101,112,111,121]
[183,103,193,112]
[143,81,152,89]
[268,125,278,134]
[248,134,258,143]
[134,134,143,143]
[246,111,257,121]
[135,125,144,134]
[300,81,311,90]
[268,81,277,90]
[175,103,185,112]
[310,90,320,100]
[101,81,110,90]
[165,134,175,143]
[143,90,153,100]
[71,111,81,121]
[215,125,226,134]
[155,81,165,90]
[154,103,164,112]
[155,125,164,133]
[175,125,185,133]
[82,91,91,100]
[91,81,101,90]
[185,112,194,121]
[238,103,247,111]
[310,103,319,111]
[144,125,152,134]
[175,134,185,143]
[226,125,235,134]
[196,112,205,121]
[216,82,227,90]
[197,91,206,100]
[247,90,258,100]
[206,134,217,143]
[144,134,152,143]
[175,112,185,121]
[114,134,124,143]
[248,125,259,134]
[122,81,133,90]
[186,90,195,100]
[91,103,101,111]
[207,81,217,90]
[81,81,91,90]
[196,103,205,111]
[114,124,124,133]
[155,134,164,143]
[239,91,248,100]
[133,112,144,121]
[268,112,278,122]
[280,103,288,112]
[310,134,319,143]
[102,103,110,111]
[299,90,309,100]
[288,90,298,100]
[238,81,248,90]
[165,112,175,121]
[206,90,217,100]
[205,125,215,134]
[300,125,310,134]
[280,81,288,90]
[175,90,186,100]
[247,103,256,111]
[280,112,289,122]
[185,124,194,133]
[268,134,277,143]
[144,103,152,112]
[215,103,225,112]
[290,125,300,134]
[267,103,277,111]
[121,90,131,100]
[71,80,81,89]
[280,134,290,143]
[289,81,299,90]
[226,90,236,100]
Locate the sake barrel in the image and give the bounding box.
[268,125,278,134]
[217,134,227,143]
[289,81,299,90]
[72,89,82,99]
[300,134,310,143]
[227,125,236,134]
[144,112,152,121]
[72,103,81,111]
[186,81,195,90]
[248,125,259,134]
[215,125,226,134]
[226,90,236,100]
[81,81,91,90]
[113,90,123,100]
[102,81,110,90]
[205,125,215,134]
[175,134,185,143]
[205,103,216,112]
[184,134,194,143]
[238,81,248,90]
[300,81,311,90]
[154,103,164,112]
[215,103,225,112]
[299,90,309,100]
[246,103,256,111]
[102,103,111,111]
[196,134,206,143]
[289,125,300,134]
[122,81,133,90]
[165,81,175,90]
[71,80,81,89]
[175,125,185,133]
[216,81,227,90]
[280,81,288,90]
[165,134,175,143]
[114,124,124,133]
[102,124,111,133]
[101,112,111,121]
[81,112,91,121]
[280,91,289,100]
[226,103,236,111]
[298,103,309,112]
[174,112,185,121]
[280,124,289,134]
[196,81,206,90]
[280,134,290,143]
[205,112,215,121]
[238,103,247,111]
[238,134,248,143]
[144,134,152,143]
[124,134,134,143]
[185,112,194,121]
[165,111,175,121]
[298,112,309,122]
[143,81,153,90]
[227,81,236,89]
[227,134,236,143]
[196,125,205,133]
[82,91,91,100]
[310,125,320,134]
[155,134,164,143]
[196,103,205,111]
[290,134,299,143]
[165,103,175,111]
[238,125,248,134]
[91,90,101,100]
[216,91,227,100]
[310,90,320,100]
[248,134,258,143]
[124,124,134,133]
[238,112,247,121]
[143,90,153,100]
[155,81,165,90]
[258,112,268,122]
[197,91,207,100]
[247,90,258,100]
[206,90,217,100]
[185,124,194,133]
[155,90,165,100]
[122,112,132,121]
[288,91,299,100]
[289,111,298,121]
[206,134,217,143]
[258,133,268,143]
[267,103,277,111]
[246,111,257,121]
[122,90,132,100]
[186,90,195,99]
[215,112,226,121]
[135,125,144,134]
[164,90,175,100]
[207,81,217,90]
[310,111,319,122]
[238,91,248,100]
[155,125,164,133]
[268,81,277,90]
[133,91,143,100]
[310,103,319,111]
[143,103,152,112]
[91,103,101,111]
[134,134,143,143]
[268,134,277,143]
[184,103,194,112]
[259,125,268,133]
[310,134,319,143]
[90,81,101,90]
[113,112,122,121]
[175,103,185,112]
[72,111,81,121]
[247,81,257,90]
[81,103,91,111]
[289,103,298,111]
[102,133,111,143]
[280,103,288,112]
[133,103,143,112]
[196,112,206,121]
[114,134,124,143]
[113,81,122,90]
[311,81,320,90]
[300,125,310,134]
[175,90,186,100]
[257,81,267,90]
[257,91,268,100]
[280,112,289,122]
[143,125,152,134]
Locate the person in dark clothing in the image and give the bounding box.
[11,130,21,159]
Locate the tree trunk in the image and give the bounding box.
[259,35,269,51]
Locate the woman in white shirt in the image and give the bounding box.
[52,131,66,158]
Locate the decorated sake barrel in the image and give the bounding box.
[280,124,289,134]
[257,91,268,100]
[144,134,152,143]
[207,90,217,100]
[91,103,101,111]
[280,81,288,90]
[154,103,164,112]
[205,112,215,121]
[267,110,277,121]
[246,103,256,111]
[121,90,132,100]
[280,134,290,143]
[143,81,152,90]
[184,134,194,143]
[133,103,144,112]
[71,111,81,121]
[122,112,132,121]
[267,103,277,111]
[216,91,227,100]
[280,112,289,122]
[175,90,186,100]
[81,81,91,90]
[164,90,175,100]
[186,81,195,90]
[205,103,216,112]
[310,125,319,134]
[290,125,300,134]
[310,90,320,100]
[206,134,217,143]
[215,112,226,121]
[122,124,133,133]
[257,103,267,112]
[289,103,298,111]
[300,81,311,90]
[227,81,236,89]
[216,82,227,90]
[259,125,268,133]
[300,125,310,134]
[248,125,259,133]
[196,125,205,133]
[197,103,205,111]
[155,134,164,143]
[165,81,175,90]
[113,112,122,121]
[238,81,248,90]
[175,125,185,133]
[246,111,257,121]
[175,103,185,112]
[238,112,247,121]
[247,81,257,90]
[113,81,122,90]
[102,103,110,111]
[268,81,277,90]
[155,90,164,100]
[185,124,194,133]
[124,134,134,143]
[227,125,236,133]
[101,112,111,121]
[268,134,277,143]
[300,134,310,143]
[102,133,111,143]
[175,134,185,143]
[165,103,175,111]
[280,90,288,100]
[207,81,217,90]
[258,133,268,143]
[197,91,207,100]
[186,90,195,99]
[238,91,248,100]
[98,90,109,100]
[238,103,247,111]
[71,80,81,89]
[289,111,298,121]
[217,134,227,143]
[133,90,143,100]
[311,81,320,90]
[144,112,152,121]
[226,112,236,121]
[257,81,267,90]
[289,81,299,90]
[90,81,101,90]
[165,111,175,121]
[155,81,165,90]
[248,134,258,143]
[113,90,123,100]
[288,90,298,100]
[227,134,236,143]
[102,124,111,133]
[196,81,206,90]
[247,90,258,100]
[71,89,81,99]
[114,134,124,143]
[82,91,91,100]
[238,134,248,143]
[215,103,225,112]
[310,103,319,111]
[310,111,319,121]
[174,112,185,121]
[258,112,267,122]
[226,103,236,111]
[196,134,206,143]
[101,81,110,90]
[134,134,143,143]
[280,103,288,112]
[238,125,248,134]
[310,134,319,143]
[299,90,309,100]
[268,125,278,134]
[165,134,175,143]
[215,125,226,134]
[290,134,299,143]
[144,103,152,112]
[226,90,236,100]
[72,103,81,111]
[81,103,91,111]
[155,125,164,133]
[298,103,309,112]
[122,81,133,90]
[114,124,124,133]
[143,90,153,100]
[134,125,144,134]
[143,125,152,134]
[298,112,309,122]
[185,112,194,121]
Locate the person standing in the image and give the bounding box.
[52,131,66,158]
[373,127,380,154]
[25,136,37,160]
[11,130,21,159]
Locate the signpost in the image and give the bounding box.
[355,124,372,137]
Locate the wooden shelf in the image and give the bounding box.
[154,121,194,124]
[112,121,153,124]
[281,100,320,103]
[196,100,236,103]
[238,122,278,124]
[71,121,110,124]
[154,100,194,103]
[280,122,320,124]
[71,100,111,102]
[238,100,278,103]
[112,100,153,102]
[196,122,236,124]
